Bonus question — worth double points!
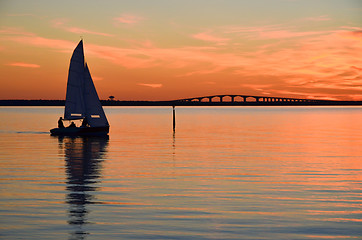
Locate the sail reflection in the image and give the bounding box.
[57,136,108,239]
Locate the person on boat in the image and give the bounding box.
[58,117,64,128]
[81,117,89,127]
[68,121,76,128]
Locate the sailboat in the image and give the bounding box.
[50,40,110,136]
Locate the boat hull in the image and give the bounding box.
[50,126,109,136]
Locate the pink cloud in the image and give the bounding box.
[223,25,281,34]
[6,62,40,68]
[222,25,331,40]
[351,66,362,71]
[304,15,331,22]
[340,30,362,40]
[114,14,143,24]
[52,19,113,37]
[138,83,163,88]
[3,35,74,50]
[259,30,326,39]
[0,27,36,36]
[341,26,362,31]
[65,27,113,37]
[2,26,362,100]
[192,32,230,43]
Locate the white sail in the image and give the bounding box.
[84,64,109,127]
[64,40,109,127]
[64,40,86,120]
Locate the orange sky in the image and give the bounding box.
[0,0,361,101]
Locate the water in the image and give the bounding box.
[0,106,361,240]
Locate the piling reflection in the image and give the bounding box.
[57,136,108,240]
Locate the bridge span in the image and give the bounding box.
[171,94,330,104]
[2,96,361,106]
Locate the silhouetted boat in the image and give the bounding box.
[50,40,109,136]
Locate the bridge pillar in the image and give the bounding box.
[231,96,235,102]
[243,97,247,102]
[219,96,224,102]
[208,97,213,102]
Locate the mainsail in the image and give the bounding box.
[64,40,108,127]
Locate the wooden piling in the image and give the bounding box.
[172,105,176,132]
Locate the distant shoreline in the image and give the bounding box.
[1,99,362,106]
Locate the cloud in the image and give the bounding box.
[222,25,330,40]
[192,31,230,44]
[0,27,36,36]
[6,62,40,68]
[351,66,362,71]
[304,15,331,22]
[341,30,362,40]
[65,27,113,37]
[259,30,327,39]
[138,83,163,88]
[114,14,143,25]
[2,34,74,50]
[223,25,281,35]
[52,19,113,37]
[2,25,362,100]
[341,26,362,31]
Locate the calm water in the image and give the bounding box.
[0,106,361,240]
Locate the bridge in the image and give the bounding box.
[2,95,362,106]
[170,94,332,105]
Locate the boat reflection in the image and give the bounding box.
[56,136,109,240]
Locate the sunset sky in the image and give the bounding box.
[0,0,361,101]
